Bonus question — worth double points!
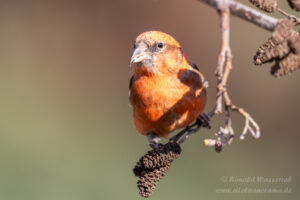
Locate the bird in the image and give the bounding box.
[129,31,208,149]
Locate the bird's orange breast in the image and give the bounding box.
[130,69,206,138]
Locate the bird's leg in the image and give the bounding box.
[169,127,190,143]
[197,113,211,129]
[147,132,161,150]
[177,123,202,144]
[170,113,211,144]
[169,122,198,143]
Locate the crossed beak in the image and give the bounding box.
[130,44,152,65]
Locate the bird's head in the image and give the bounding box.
[130,31,188,75]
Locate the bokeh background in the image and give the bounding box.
[0,0,299,199]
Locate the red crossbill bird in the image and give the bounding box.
[129,31,208,149]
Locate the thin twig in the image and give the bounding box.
[198,0,278,31]
[204,4,260,148]
[277,8,300,25]
[208,8,231,117]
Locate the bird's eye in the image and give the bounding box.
[133,43,136,49]
[157,42,164,48]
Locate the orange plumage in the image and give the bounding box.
[129,31,207,147]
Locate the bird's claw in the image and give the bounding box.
[149,142,161,151]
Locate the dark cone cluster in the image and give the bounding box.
[272,19,294,44]
[289,32,300,54]
[249,0,278,12]
[254,19,300,77]
[254,38,290,65]
[287,0,300,11]
[133,142,181,198]
[271,53,300,76]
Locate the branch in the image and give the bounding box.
[208,8,231,116]
[198,0,279,31]
[277,7,300,25]
[203,3,260,150]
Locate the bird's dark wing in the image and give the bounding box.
[129,74,134,90]
[179,62,206,90]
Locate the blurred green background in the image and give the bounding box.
[0,0,299,199]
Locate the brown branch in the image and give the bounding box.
[204,3,260,150]
[198,0,279,31]
[208,8,231,116]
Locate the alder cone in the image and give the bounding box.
[271,53,300,77]
[254,38,290,65]
[249,0,278,12]
[133,142,181,198]
[272,19,294,44]
[289,32,300,54]
[287,0,300,11]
